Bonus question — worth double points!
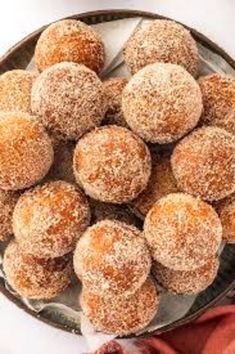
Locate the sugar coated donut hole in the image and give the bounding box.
[0,112,53,191]
[124,19,199,77]
[73,126,151,203]
[216,194,235,243]
[13,180,90,258]
[130,152,178,219]
[152,258,219,295]
[81,277,159,336]
[103,77,128,127]
[171,126,235,201]
[122,63,203,144]
[198,74,235,129]
[35,19,105,73]
[3,241,72,299]
[0,70,37,114]
[31,62,107,141]
[90,199,141,227]
[144,193,222,271]
[0,190,20,241]
[73,220,151,296]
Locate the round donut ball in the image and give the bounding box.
[0,190,19,241]
[13,181,90,258]
[131,152,178,219]
[0,112,53,191]
[152,258,219,295]
[3,241,72,299]
[122,63,203,144]
[124,19,199,77]
[81,277,159,336]
[47,141,75,184]
[0,70,37,114]
[73,126,151,203]
[103,77,128,127]
[35,19,105,73]
[198,74,235,129]
[90,199,141,227]
[144,193,222,271]
[216,194,235,243]
[171,126,235,201]
[74,220,151,296]
[31,62,107,141]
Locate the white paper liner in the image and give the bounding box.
[0,16,233,352]
[93,17,142,77]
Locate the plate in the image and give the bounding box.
[0,9,234,337]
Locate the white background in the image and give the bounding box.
[0,1,234,354]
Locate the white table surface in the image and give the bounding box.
[0,1,234,353]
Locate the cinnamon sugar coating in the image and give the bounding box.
[31,62,107,141]
[81,277,159,335]
[221,109,235,135]
[13,181,90,258]
[144,193,222,271]
[0,70,37,113]
[3,241,72,299]
[73,126,151,203]
[35,19,105,73]
[122,63,203,143]
[171,126,235,201]
[198,74,235,130]
[152,258,219,295]
[0,112,53,191]
[74,220,151,296]
[124,20,199,76]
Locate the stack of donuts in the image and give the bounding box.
[0,18,234,336]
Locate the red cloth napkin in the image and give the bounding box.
[96,305,235,354]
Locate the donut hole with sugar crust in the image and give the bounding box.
[124,19,199,77]
[122,63,203,144]
[35,19,105,74]
[80,277,159,336]
[0,70,37,114]
[73,220,151,296]
[144,193,222,271]
[152,257,219,295]
[73,125,151,203]
[3,241,72,300]
[171,126,235,201]
[0,112,53,191]
[13,180,90,258]
[31,62,107,141]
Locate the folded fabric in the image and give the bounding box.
[96,304,235,354]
